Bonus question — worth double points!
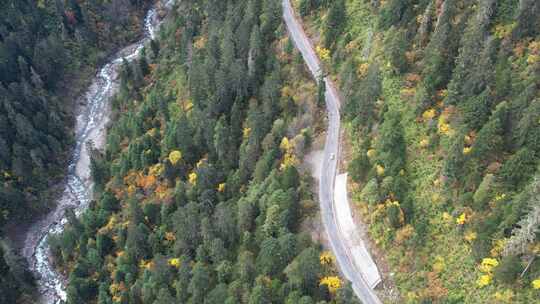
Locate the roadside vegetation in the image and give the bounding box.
[297,0,540,302]
[49,1,362,303]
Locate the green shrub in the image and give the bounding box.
[473,174,495,210]
[459,192,474,207]
[359,178,380,205]
[387,204,403,228]
[472,233,492,261]
[349,153,371,183]
[499,148,537,190]
[494,255,523,284]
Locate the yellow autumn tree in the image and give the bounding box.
[165,232,176,242]
[490,239,506,257]
[169,258,181,268]
[280,137,291,152]
[145,261,155,270]
[280,153,298,171]
[477,274,492,288]
[127,184,137,196]
[139,259,150,270]
[532,278,540,289]
[456,213,467,225]
[196,158,205,168]
[189,172,197,185]
[376,164,385,176]
[149,163,164,176]
[281,86,293,98]
[146,128,157,137]
[279,137,297,170]
[438,114,454,136]
[526,41,539,65]
[493,289,514,303]
[184,99,193,112]
[422,109,436,121]
[194,36,207,49]
[479,258,499,273]
[357,62,369,78]
[432,256,446,273]
[168,150,182,165]
[155,184,171,200]
[395,224,415,245]
[320,276,342,293]
[109,281,127,301]
[243,127,251,139]
[316,45,331,61]
[319,251,334,265]
[464,231,477,243]
[442,212,452,222]
[99,215,118,234]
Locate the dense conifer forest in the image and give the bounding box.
[0,0,151,302]
[3,0,539,303]
[0,0,152,226]
[298,0,539,302]
[46,0,360,303]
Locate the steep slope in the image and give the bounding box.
[0,0,152,227]
[298,0,540,302]
[0,0,152,302]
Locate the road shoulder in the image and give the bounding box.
[334,173,382,288]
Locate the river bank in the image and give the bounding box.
[3,2,156,253]
[11,1,175,303]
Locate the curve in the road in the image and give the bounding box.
[282,1,382,303]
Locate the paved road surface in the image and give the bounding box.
[282,1,382,303]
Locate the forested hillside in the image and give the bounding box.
[49,1,360,303]
[298,0,539,302]
[0,0,151,226]
[0,0,151,302]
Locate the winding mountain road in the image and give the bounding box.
[282,1,382,303]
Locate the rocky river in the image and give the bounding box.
[21,1,175,303]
